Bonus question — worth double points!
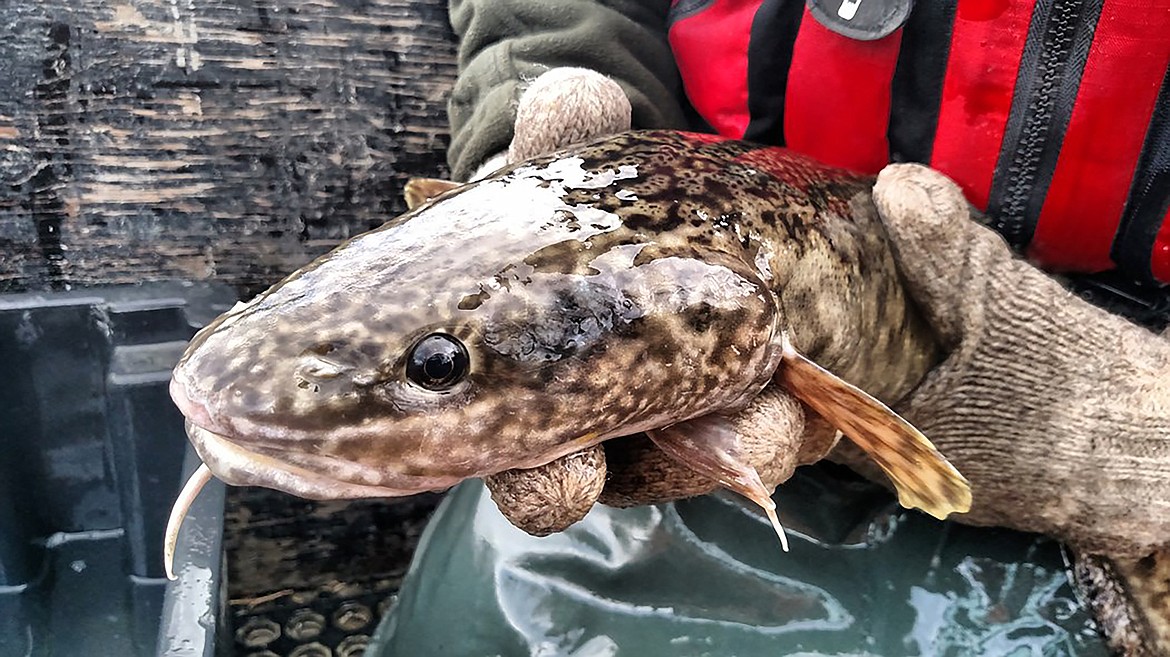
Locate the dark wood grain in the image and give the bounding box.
[0,0,457,295]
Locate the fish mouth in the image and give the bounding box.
[164,372,456,582]
[165,427,432,581]
[168,374,459,499]
[184,422,439,499]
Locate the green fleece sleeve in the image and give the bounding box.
[447,0,687,180]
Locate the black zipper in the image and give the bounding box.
[986,0,1102,249]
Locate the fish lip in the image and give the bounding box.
[170,370,451,499]
[170,369,236,439]
[185,421,440,500]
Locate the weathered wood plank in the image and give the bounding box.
[0,0,457,294]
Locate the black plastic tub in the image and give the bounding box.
[0,282,234,657]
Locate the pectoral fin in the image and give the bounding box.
[649,415,789,551]
[404,177,461,210]
[776,337,972,520]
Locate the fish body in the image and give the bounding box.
[170,131,941,502]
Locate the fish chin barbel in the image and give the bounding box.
[163,130,971,580]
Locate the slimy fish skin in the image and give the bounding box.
[165,130,971,579]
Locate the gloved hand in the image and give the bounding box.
[856,166,1170,558]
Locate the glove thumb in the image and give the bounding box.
[509,67,632,162]
[872,164,1013,347]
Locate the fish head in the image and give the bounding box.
[170,152,786,500]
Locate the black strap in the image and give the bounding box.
[1110,66,1170,284]
[887,0,957,164]
[742,0,804,145]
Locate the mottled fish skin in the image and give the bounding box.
[170,130,939,499]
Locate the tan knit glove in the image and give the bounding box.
[863,165,1170,559]
[467,66,633,181]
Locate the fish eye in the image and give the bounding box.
[406,333,469,391]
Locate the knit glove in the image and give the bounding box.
[466,66,633,181]
[858,165,1170,559]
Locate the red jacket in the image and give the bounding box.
[667,0,1170,285]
